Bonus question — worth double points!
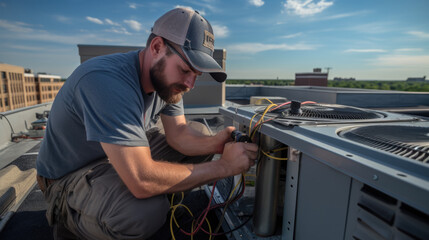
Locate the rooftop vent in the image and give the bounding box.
[339,125,429,163]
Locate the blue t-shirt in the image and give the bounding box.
[36,50,184,179]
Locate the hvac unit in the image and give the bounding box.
[216,101,429,240]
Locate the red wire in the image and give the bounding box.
[180,181,217,236]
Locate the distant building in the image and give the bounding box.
[333,77,356,81]
[0,63,64,112]
[406,76,426,82]
[295,68,328,87]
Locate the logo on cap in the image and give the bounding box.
[203,30,215,52]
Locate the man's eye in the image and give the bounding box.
[181,68,190,74]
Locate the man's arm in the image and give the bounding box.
[101,141,257,199]
[161,114,232,156]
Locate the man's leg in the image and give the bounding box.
[44,161,170,240]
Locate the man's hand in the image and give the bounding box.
[213,126,236,153]
[218,141,259,176]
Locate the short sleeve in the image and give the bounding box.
[73,71,149,146]
[161,99,184,116]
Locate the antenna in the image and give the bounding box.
[325,67,332,74]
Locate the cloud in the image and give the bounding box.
[407,31,429,39]
[124,20,142,31]
[344,49,387,53]
[129,3,137,9]
[105,18,120,26]
[321,10,369,20]
[174,5,206,16]
[106,27,131,35]
[283,0,333,16]
[0,19,34,33]
[280,32,302,39]
[54,15,71,24]
[86,16,103,25]
[369,55,429,67]
[395,48,423,52]
[227,42,315,54]
[212,24,229,38]
[249,0,264,7]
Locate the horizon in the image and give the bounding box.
[0,0,428,80]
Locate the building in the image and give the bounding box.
[0,63,64,112]
[406,76,426,82]
[295,68,328,87]
[333,77,356,81]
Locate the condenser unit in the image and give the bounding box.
[216,101,429,240]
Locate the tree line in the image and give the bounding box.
[225,79,429,92]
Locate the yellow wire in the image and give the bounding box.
[170,192,184,207]
[260,98,275,105]
[261,149,288,160]
[228,174,243,200]
[169,203,212,240]
[271,146,288,152]
[250,103,277,139]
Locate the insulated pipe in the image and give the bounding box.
[253,134,282,236]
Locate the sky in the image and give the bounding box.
[0,0,428,80]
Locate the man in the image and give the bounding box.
[36,7,258,239]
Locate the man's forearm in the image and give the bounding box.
[166,124,223,156]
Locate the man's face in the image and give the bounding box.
[149,43,201,104]
[149,57,189,104]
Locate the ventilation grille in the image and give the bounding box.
[265,104,385,120]
[339,125,429,163]
[353,185,429,240]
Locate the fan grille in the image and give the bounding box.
[268,104,385,120]
[339,125,429,163]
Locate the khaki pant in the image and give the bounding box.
[42,121,213,240]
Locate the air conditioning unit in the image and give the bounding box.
[217,101,429,240]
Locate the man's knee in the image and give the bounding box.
[103,194,170,239]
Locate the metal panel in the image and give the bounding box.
[294,153,352,240]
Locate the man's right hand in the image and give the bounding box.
[219,141,259,176]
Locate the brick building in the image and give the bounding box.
[0,63,64,112]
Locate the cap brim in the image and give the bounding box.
[182,47,227,82]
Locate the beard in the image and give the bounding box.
[149,57,190,104]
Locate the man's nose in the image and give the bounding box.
[184,75,196,89]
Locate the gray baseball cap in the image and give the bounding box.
[152,8,227,82]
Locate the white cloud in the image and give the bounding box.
[370,55,429,67]
[344,49,387,53]
[124,20,141,31]
[129,3,137,9]
[86,16,103,25]
[105,18,120,26]
[283,0,333,16]
[395,48,423,52]
[228,42,315,54]
[407,31,429,39]
[212,24,229,38]
[174,5,206,16]
[249,0,264,7]
[0,20,33,33]
[321,11,368,20]
[106,27,131,35]
[280,32,302,39]
[55,15,71,24]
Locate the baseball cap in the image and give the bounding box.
[152,8,227,82]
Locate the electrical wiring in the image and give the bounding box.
[170,192,185,207]
[212,174,245,238]
[261,149,288,161]
[170,203,212,240]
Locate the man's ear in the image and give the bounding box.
[150,36,165,59]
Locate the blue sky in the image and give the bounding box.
[0,0,428,80]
